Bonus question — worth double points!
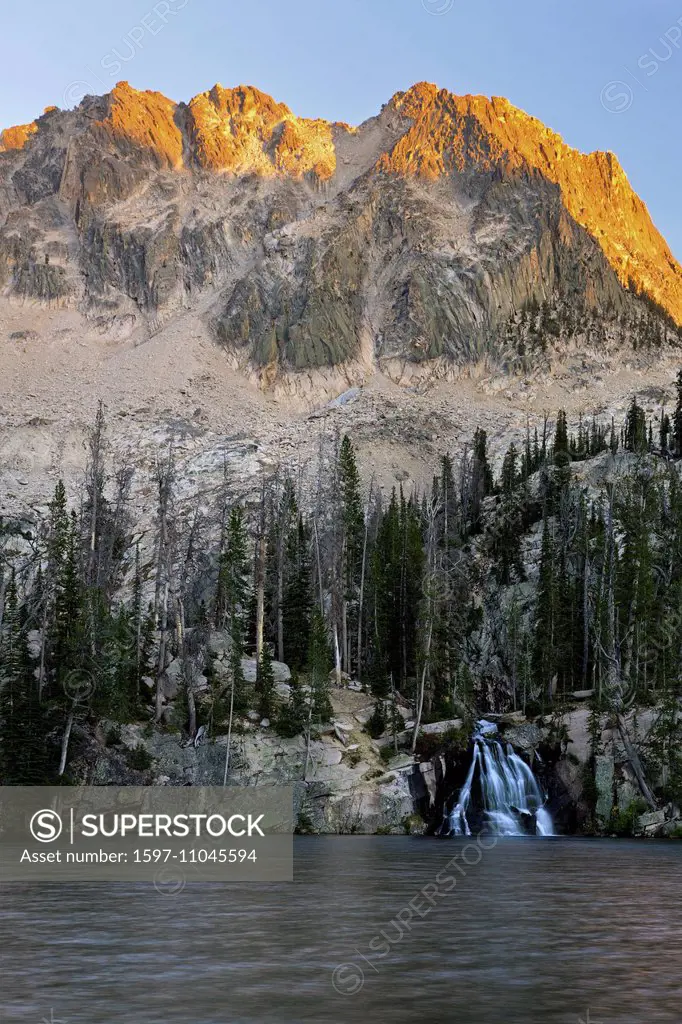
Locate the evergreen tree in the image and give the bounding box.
[257,644,276,720]
[307,607,332,723]
[274,674,308,737]
[624,398,647,453]
[501,443,519,498]
[282,516,312,671]
[215,505,250,711]
[0,573,52,783]
[660,410,671,453]
[338,435,364,676]
[532,514,558,705]
[469,428,494,531]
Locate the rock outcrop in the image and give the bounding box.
[0,80,680,383]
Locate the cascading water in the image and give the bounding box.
[445,721,553,837]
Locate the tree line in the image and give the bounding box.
[3,374,682,791]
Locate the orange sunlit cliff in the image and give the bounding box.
[1,79,681,334]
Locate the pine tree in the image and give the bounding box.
[366,699,386,738]
[552,410,572,498]
[257,644,276,720]
[470,428,494,530]
[624,398,647,453]
[660,410,671,453]
[274,674,308,737]
[0,573,52,783]
[307,607,332,723]
[501,443,519,498]
[215,505,250,711]
[532,513,558,706]
[282,516,312,671]
[338,435,364,675]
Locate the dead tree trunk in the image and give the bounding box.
[255,482,266,662]
[155,582,169,723]
[223,674,236,787]
[58,708,75,777]
[356,481,373,684]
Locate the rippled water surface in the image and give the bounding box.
[1,837,681,1023]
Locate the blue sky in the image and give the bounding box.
[2,0,682,257]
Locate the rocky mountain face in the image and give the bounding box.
[1,80,680,387]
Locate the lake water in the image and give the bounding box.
[1,836,680,1023]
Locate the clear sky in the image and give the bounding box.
[2,0,682,257]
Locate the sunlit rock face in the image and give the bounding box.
[186,84,341,181]
[0,79,680,376]
[378,84,682,325]
[0,121,38,152]
[96,81,185,170]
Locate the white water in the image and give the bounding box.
[446,722,553,837]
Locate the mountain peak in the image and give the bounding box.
[1,78,680,339]
[378,83,682,324]
[0,120,38,152]
[186,82,337,179]
[99,81,183,169]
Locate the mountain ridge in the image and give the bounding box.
[1,79,680,382]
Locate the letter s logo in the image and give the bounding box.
[30,809,63,843]
[600,81,634,115]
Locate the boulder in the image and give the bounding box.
[241,657,291,684]
[484,711,526,725]
[194,673,209,693]
[505,722,542,753]
[208,630,230,658]
[352,706,375,727]
[420,719,464,737]
[332,717,356,733]
[334,725,349,746]
[329,669,351,687]
[635,809,666,836]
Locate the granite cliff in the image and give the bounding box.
[1,80,680,387]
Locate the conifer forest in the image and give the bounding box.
[3,375,682,808]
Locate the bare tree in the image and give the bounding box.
[412,496,441,753]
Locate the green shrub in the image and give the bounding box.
[366,701,386,739]
[608,799,648,837]
[295,810,315,835]
[127,744,153,771]
[413,726,468,761]
[105,726,121,747]
[402,813,425,835]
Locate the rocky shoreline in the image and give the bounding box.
[64,657,681,839]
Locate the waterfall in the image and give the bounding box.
[445,721,553,837]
